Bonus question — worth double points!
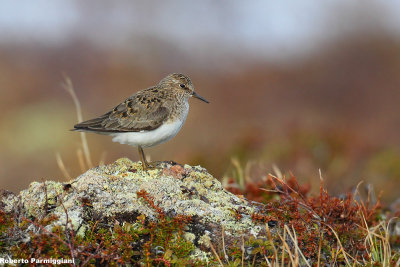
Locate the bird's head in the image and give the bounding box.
[159,73,209,103]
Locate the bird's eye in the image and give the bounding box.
[180,84,185,88]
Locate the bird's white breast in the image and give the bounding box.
[110,119,184,147]
[110,103,189,148]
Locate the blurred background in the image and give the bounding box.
[1,0,400,204]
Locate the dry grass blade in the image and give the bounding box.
[264,254,272,267]
[241,235,245,267]
[360,212,393,266]
[355,185,393,266]
[62,75,93,169]
[272,164,283,180]
[221,226,230,264]
[99,151,107,166]
[210,242,224,266]
[76,148,87,173]
[317,231,322,267]
[231,157,245,190]
[323,223,353,266]
[55,152,71,180]
[278,226,296,267]
[386,218,399,266]
[352,181,364,202]
[265,223,278,266]
[285,225,310,267]
[280,227,285,267]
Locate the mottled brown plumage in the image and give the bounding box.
[73,73,209,170]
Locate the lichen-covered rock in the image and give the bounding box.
[3,158,274,255]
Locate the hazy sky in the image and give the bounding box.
[1,1,400,61]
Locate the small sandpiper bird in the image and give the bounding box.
[73,73,209,170]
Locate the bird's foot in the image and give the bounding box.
[142,161,156,171]
[149,160,181,168]
[141,160,181,171]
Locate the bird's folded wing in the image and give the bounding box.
[73,95,170,133]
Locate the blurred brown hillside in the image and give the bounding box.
[1,35,400,203]
[1,2,400,204]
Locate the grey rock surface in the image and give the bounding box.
[3,158,270,252]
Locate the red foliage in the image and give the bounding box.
[136,189,165,218]
[226,173,383,262]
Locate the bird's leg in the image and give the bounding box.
[138,146,154,170]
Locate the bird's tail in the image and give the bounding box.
[71,113,109,132]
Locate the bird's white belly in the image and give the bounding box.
[111,119,185,147]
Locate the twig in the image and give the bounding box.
[260,187,321,221]
[80,240,104,266]
[58,194,77,266]
[25,217,74,266]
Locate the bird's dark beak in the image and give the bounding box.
[192,91,209,103]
